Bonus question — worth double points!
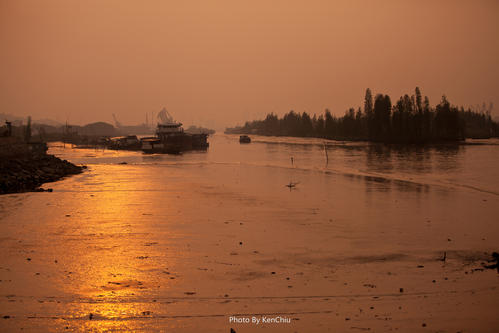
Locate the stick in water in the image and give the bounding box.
[323,142,329,166]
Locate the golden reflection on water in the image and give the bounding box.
[2,140,497,331]
[58,165,178,327]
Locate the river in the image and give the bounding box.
[1,134,498,332]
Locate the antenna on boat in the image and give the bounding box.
[158,108,175,124]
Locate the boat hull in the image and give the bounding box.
[141,133,209,154]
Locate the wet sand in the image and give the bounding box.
[1,136,499,332]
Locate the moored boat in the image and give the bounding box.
[140,108,209,154]
[239,135,251,143]
[107,135,141,150]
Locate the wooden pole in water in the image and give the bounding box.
[323,142,329,165]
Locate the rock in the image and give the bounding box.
[1,150,83,195]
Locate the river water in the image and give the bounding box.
[1,134,498,332]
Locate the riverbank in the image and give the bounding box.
[0,139,84,194]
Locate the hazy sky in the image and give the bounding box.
[1,0,498,128]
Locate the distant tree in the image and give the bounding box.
[392,97,405,141]
[225,88,495,142]
[281,110,300,136]
[364,88,374,138]
[355,107,364,139]
[422,96,432,140]
[324,109,334,139]
[341,108,355,139]
[315,114,325,138]
[412,87,423,141]
[434,95,462,140]
[301,112,314,137]
[263,113,279,135]
[373,94,391,141]
[415,87,423,113]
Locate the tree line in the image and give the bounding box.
[225,88,498,143]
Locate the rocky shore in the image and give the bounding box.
[0,140,84,194]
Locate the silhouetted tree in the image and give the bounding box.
[301,112,314,137]
[226,88,496,143]
[373,94,391,141]
[364,88,374,139]
[434,95,462,140]
[324,109,334,139]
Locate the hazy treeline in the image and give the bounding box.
[226,88,497,143]
[1,120,216,143]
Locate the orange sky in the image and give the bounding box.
[1,0,498,128]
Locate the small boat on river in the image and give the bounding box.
[239,135,251,143]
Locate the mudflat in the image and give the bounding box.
[1,136,498,332]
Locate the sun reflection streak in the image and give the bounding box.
[55,165,180,325]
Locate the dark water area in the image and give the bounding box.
[1,134,498,332]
